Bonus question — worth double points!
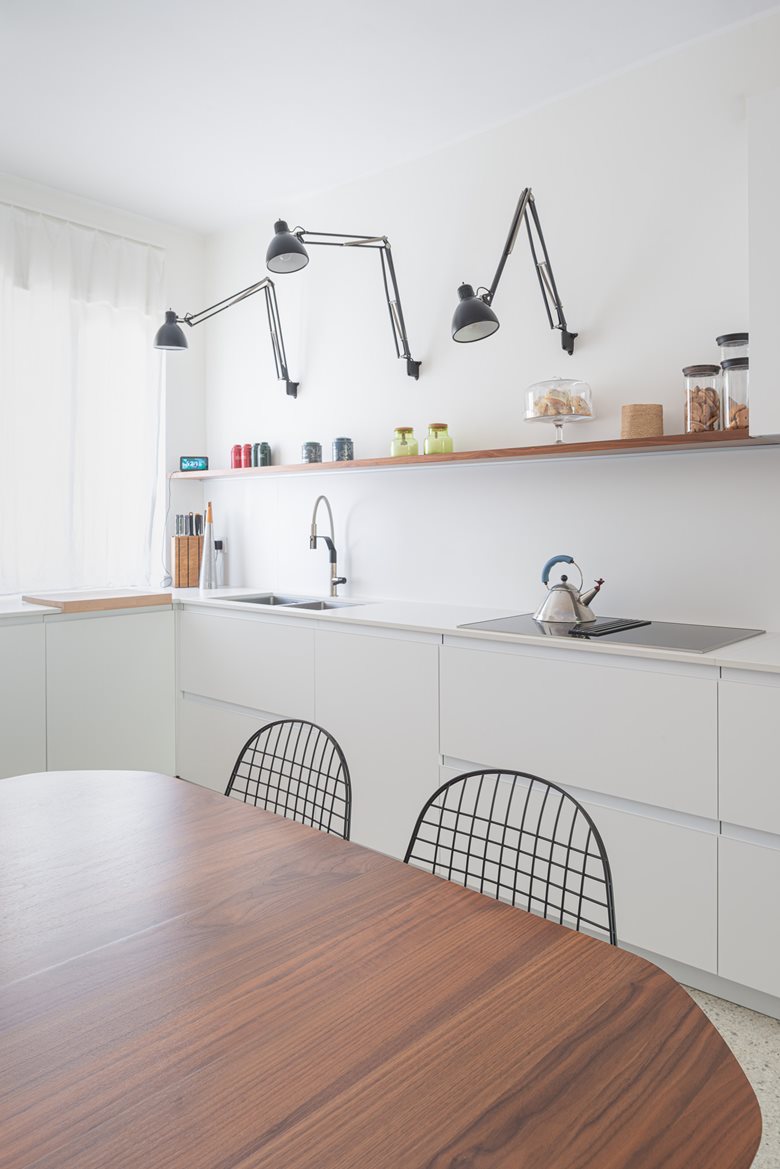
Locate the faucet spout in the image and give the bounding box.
[309,495,346,596]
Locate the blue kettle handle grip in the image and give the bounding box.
[541,554,574,585]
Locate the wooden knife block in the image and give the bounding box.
[172,536,203,587]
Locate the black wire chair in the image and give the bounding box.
[404,769,617,945]
[225,719,352,839]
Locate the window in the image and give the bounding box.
[0,203,165,593]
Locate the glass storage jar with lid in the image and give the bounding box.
[716,333,749,363]
[721,357,749,430]
[390,427,418,457]
[683,365,721,432]
[424,423,453,455]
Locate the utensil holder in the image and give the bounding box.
[171,536,203,587]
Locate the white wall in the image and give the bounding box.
[193,12,780,628]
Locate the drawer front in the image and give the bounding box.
[719,835,780,996]
[437,764,717,971]
[177,694,277,792]
[179,611,315,720]
[440,645,717,817]
[581,800,716,971]
[719,678,780,834]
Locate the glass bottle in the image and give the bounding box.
[390,427,418,457]
[424,423,453,455]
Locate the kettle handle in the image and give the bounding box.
[541,554,574,585]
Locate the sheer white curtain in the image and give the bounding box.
[0,203,165,593]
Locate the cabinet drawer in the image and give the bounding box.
[581,800,716,971]
[437,763,717,971]
[179,611,314,720]
[719,835,780,996]
[440,645,717,817]
[719,678,780,834]
[177,694,276,792]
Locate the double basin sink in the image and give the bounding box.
[228,593,368,612]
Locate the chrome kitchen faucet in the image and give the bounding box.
[310,495,347,597]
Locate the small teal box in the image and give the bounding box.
[179,456,209,472]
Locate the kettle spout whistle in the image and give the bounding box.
[580,578,605,609]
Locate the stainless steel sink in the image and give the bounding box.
[224,593,369,610]
[290,600,361,610]
[232,593,313,606]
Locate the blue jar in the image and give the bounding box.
[301,441,322,463]
[332,437,354,461]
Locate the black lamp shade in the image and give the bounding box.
[266,219,309,274]
[154,310,188,350]
[451,283,500,343]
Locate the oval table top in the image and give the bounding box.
[0,770,761,1169]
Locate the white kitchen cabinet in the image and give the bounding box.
[440,640,717,818]
[438,762,717,972]
[580,799,717,971]
[748,88,780,436]
[720,835,780,997]
[315,626,440,858]
[0,621,46,778]
[46,610,175,773]
[719,670,780,835]
[177,693,277,791]
[179,609,314,720]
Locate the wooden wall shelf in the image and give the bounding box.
[170,430,780,482]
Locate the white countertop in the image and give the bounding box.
[173,587,780,675]
[5,586,780,674]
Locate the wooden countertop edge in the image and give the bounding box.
[21,592,173,613]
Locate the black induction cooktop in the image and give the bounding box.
[457,613,765,654]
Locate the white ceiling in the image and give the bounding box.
[0,0,775,231]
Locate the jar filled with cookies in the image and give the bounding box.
[525,378,593,444]
[683,365,721,433]
[721,357,749,431]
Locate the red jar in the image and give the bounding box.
[230,444,242,469]
[241,443,252,468]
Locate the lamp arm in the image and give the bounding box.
[486,187,532,303]
[482,188,577,356]
[525,198,577,356]
[293,229,421,379]
[180,277,299,397]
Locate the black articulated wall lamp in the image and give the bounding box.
[266,220,421,379]
[154,277,299,397]
[452,187,577,355]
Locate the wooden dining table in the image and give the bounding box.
[0,771,761,1169]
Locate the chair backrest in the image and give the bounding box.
[225,719,352,839]
[404,769,616,944]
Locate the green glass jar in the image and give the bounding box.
[424,423,453,455]
[390,427,418,457]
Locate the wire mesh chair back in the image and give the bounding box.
[225,719,352,839]
[404,770,616,944]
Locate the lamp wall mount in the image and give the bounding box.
[267,221,421,379]
[452,187,577,355]
[154,276,299,398]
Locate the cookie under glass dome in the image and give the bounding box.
[525,378,593,444]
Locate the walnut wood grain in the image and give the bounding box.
[0,772,761,1169]
[169,428,777,481]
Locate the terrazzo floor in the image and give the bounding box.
[686,987,780,1168]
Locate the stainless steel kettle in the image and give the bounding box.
[534,555,604,624]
